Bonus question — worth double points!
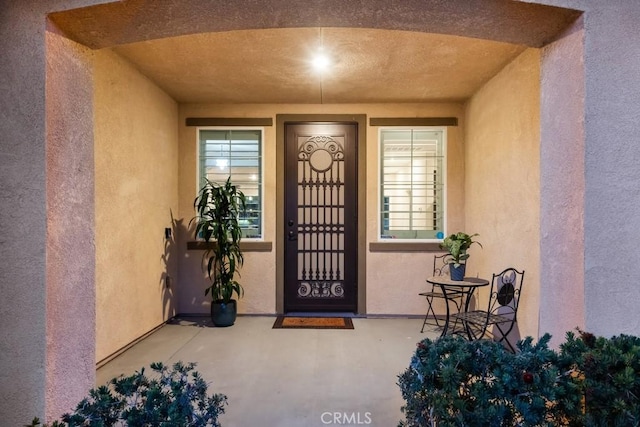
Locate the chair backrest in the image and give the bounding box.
[433,253,453,276]
[487,267,525,319]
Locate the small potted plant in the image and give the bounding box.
[192,177,246,326]
[440,232,482,280]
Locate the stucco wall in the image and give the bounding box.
[45,30,97,421]
[536,0,640,340]
[178,103,465,316]
[539,18,585,345]
[94,49,179,363]
[0,2,106,424]
[8,0,640,424]
[1,4,49,423]
[579,1,640,337]
[464,49,541,340]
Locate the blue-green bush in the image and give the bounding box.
[399,331,640,426]
[559,331,640,426]
[28,361,227,427]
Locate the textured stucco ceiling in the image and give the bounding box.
[49,0,581,104]
[112,28,528,104]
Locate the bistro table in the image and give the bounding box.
[424,275,490,337]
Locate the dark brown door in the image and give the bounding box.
[284,122,358,312]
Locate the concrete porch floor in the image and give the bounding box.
[97,316,439,427]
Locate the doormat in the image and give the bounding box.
[272,316,354,330]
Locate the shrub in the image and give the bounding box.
[398,334,579,426]
[559,330,640,426]
[399,331,640,426]
[28,361,227,427]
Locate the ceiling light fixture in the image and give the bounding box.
[311,50,331,72]
[311,28,330,103]
[311,27,331,73]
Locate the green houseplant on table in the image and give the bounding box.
[192,177,246,327]
[439,232,482,281]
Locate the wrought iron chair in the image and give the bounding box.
[419,253,464,333]
[450,267,525,352]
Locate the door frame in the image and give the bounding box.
[276,114,367,314]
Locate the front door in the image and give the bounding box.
[284,122,358,312]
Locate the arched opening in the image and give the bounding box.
[43,0,584,419]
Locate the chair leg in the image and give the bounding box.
[420,313,430,333]
[421,293,466,334]
[444,295,464,333]
[494,323,517,353]
[470,323,488,341]
[421,296,443,332]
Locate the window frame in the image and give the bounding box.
[377,126,447,243]
[196,126,265,241]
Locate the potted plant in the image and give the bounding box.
[192,177,246,326]
[439,232,482,280]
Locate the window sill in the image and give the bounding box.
[187,241,273,252]
[369,242,442,252]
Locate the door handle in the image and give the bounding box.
[288,230,297,241]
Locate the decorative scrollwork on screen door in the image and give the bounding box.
[296,135,346,299]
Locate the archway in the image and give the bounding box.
[43,0,584,420]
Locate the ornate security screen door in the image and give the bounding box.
[284,123,358,312]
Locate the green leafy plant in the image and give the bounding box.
[439,232,482,266]
[27,361,227,427]
[398,334,579,426]
[192,177,246,303]
[559,329,640,426]
[398,330,640,427]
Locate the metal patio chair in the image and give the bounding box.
[419,253,464,333]
[450,267,525,352]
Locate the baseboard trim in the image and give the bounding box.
[96,320,169,369]
[174,312,279,318]
[363,314,423,319]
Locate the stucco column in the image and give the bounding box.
[45,29,96,421]
[579,2,640,337]
[0,3,49,424]
[539,18,585,345]
[0,3,97,424]
[540,0,640,340]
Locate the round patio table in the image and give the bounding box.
[424,276,489,337]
